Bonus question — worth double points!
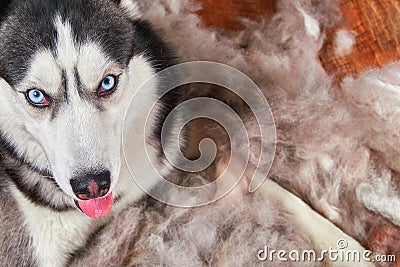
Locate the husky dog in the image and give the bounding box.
[0,0,176,265]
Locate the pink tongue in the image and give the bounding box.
[77,193,113,218]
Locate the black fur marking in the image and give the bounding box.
[0,0,176,87]
[0,0,12,25]
[0,130,53,178]
[129,19,180,164]
[111,0,122,6]
[0,0,135,86]
[5,165,74,212]
[51,70,69,120]
[57,0,135,66]
[131,19,177,71]
[62,69,69,102]
[0,131,74,212]
[0,0,58,86]
[75,68,104,111]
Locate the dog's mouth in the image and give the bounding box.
[74,193,113,218]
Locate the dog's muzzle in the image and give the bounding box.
[70,170,113,218]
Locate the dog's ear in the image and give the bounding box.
[0,0,13,25]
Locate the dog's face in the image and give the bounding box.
[0,0,171,217]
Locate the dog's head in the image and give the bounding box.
[0,0,173,217]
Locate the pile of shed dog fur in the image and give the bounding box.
[74,0,400,265]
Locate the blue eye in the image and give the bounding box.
[99,75,117,96]
[26,89,48,107]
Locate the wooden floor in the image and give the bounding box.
[195,0,276,31]
[193,0,400,81]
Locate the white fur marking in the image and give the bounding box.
[77,43,114,89]
[13,187,102,267]
[19,51,61,95]
[54,15,78,70]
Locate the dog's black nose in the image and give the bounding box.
[70,170,111,200]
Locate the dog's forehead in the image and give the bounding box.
[0,0,134,87]
[25,42,111,96]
